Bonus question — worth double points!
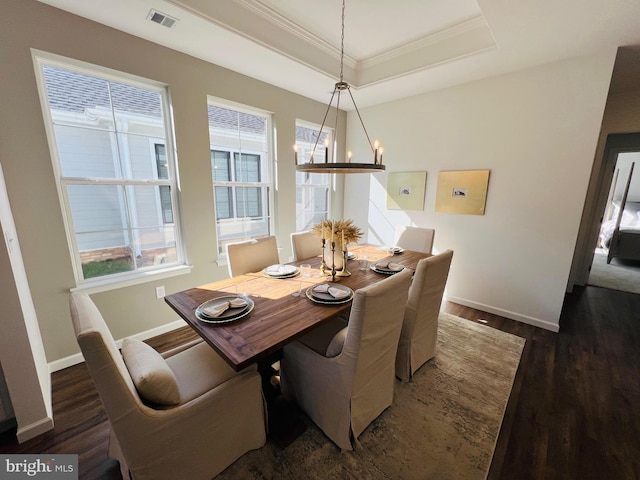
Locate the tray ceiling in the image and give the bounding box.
[36,0,640,107]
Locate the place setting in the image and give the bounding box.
[263,264,300,279]
[305,282,354,305]
[378,245,405,254]
[195,295,255,324]
[370,260,405,275]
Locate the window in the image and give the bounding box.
[295,122,332,231]
[208,101,272,255]
[35,57,185,285]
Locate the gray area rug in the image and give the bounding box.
[588,249,640,295]
[218,313,526,480]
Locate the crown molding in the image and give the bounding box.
[234,0,358,69]
[361,15,490,69]
[169,0,494,89]
[233,2,494,88]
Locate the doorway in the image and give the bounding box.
[588,152,640,293]
[580,133,640,294]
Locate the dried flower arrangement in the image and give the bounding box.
[311,219,363,244]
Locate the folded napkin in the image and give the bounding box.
[375,261,404,271]
[202,298,248,318]
[266,264,285,274]
[313,284,349,299]
[328,287,349,299]
[265,264,296,276]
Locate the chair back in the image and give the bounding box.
[394,226,435,254]
[225,236,280,277]
[396,249,453,381]
[343,268,412,437]
[69,292,140,415]
[290,230,321,261]
[69,292,146,477]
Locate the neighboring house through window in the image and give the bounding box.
[154,144,174,224]
[208,100,273,257]
[34,55,185,285]
[295,121,331,231]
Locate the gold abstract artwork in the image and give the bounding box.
[386,172,427,211]
[435,170,490,215]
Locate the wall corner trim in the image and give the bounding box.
[16,416,54,443]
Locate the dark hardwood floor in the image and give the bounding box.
[1,285,638,479]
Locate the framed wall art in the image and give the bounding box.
[435,169,490,215]
[386,171,427,211]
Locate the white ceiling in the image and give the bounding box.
[38,0,640,108]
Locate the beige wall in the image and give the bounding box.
[344,53,616,331]
[0,0,346,363]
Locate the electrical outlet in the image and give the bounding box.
[155,286,165,299]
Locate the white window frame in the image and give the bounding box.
[207,97,275,262]
[295,119,333,231]
[32,51,190,292]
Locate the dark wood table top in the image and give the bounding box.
[164,244,429,371]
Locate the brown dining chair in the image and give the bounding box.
[280,268,413,450]
[395,249,454,382]
[290,230,321,261]
[393,226,435,254]
[224,235,280,277]
[69,291,266,480]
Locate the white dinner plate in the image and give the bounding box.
[306,284,354,305]
[263,264,299,277]
[195,296,255,324]
[370,262,405,275]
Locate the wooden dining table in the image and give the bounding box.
[164,244,430,372]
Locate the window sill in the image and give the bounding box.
[70,264,193,295]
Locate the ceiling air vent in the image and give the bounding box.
[147,9,178,28]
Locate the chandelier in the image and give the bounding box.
[295,0,385,174]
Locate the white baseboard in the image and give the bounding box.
[17,416,54,443]
[49,319,186,373]
[446,296,560,333]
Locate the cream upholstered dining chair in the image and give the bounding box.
[280,268,413,450]
[290,230,321,261]
[225,235,280,277]
[69,292,266,480]
[395,249,454,382]
[393,225,435,254]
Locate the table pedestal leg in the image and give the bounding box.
[258,354,306,449]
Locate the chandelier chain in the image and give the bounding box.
[339,0,345,83]
[295,0,384,173]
